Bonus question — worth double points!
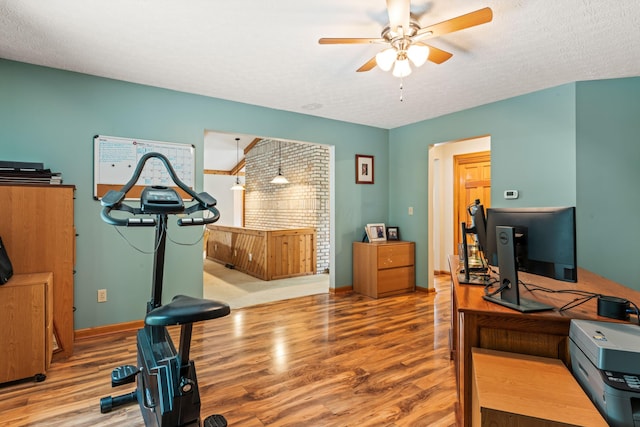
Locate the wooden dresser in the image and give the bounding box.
[0,184,75,359]
[0,272,54,384]
[352,241,415,298]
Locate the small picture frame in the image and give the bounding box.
[366,223,386,242]
[387,226,400,241]
[356,154,374,184]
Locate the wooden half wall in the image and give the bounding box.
[206,225,316,280]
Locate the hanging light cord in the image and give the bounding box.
[235,137,240,182]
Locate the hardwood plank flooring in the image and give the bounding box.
[0,276,457,426]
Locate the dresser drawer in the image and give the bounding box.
[378,266,415,296]
[378,243,414,269]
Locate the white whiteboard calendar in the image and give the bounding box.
[93,135,195,200]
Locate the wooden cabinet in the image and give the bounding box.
[0,272,54,384]
[472,348,607,427]
[352,241,415,298]
[0,184,75,358]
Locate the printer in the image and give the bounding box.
[570,319,640,426]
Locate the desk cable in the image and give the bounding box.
[482,272,508,298]
[520,281,640,324]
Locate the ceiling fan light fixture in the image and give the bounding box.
[375,48,396,71]
[392,58,412,78]
[407,43,429,67]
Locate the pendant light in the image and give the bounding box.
[230,137,245,191]
[271,140,289,184]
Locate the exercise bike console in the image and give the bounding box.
[141,186,184,213]
[99,152,230,427]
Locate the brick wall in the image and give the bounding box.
[244,139,330,273]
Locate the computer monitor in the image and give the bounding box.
[483,206,577,282]
[473,204,488,256]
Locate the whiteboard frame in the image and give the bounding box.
[93,134,196,200]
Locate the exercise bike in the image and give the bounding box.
[99,152,230,427]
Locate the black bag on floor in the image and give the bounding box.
[0,237,13,284]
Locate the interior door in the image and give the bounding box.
[453,151,491,253]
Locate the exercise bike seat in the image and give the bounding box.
[145,295,231,327]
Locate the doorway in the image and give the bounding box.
[428,136,491,281]
[453,151,491,254]
[202,130,334,306]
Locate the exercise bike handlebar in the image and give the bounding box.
[100,152,220,227]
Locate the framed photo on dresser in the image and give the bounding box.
[387,226,399,241]
[366,223,386,242]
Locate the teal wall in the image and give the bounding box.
[2,57,639,330]
[389,84,577,288]
[0,59,389,329]
[576,77,640,289]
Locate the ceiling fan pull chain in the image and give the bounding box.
[399,79,404,102]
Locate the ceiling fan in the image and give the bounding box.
[318,0,493,78]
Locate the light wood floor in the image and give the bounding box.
[0,276,457,427]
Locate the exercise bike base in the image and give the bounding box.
[204,414,228,427]
[100,391,138,413]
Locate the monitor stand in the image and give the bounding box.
[484,226,554,313]
[483,293,553,313]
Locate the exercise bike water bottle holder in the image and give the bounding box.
[98,152,230,427]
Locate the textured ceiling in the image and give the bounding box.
[1,0,639,168]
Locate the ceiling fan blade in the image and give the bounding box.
[423,44,453,64]
[319,37,385,45]
[386,0,411,33]
[356,57,378,72]
[414,7,493,41]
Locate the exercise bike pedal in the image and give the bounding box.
[110,364,139,387]
[204,414,228,427]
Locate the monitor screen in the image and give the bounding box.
[483,206,577,282]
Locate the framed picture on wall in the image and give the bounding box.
[387,226,400,241]
[366,223,386,242]
[356,154,374,184]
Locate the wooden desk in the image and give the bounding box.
[449,255,640,426]
[472,348,607,427]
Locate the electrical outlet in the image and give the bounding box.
[408,206,414,216]
[97,289,107,303]
[249,253,252,262]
